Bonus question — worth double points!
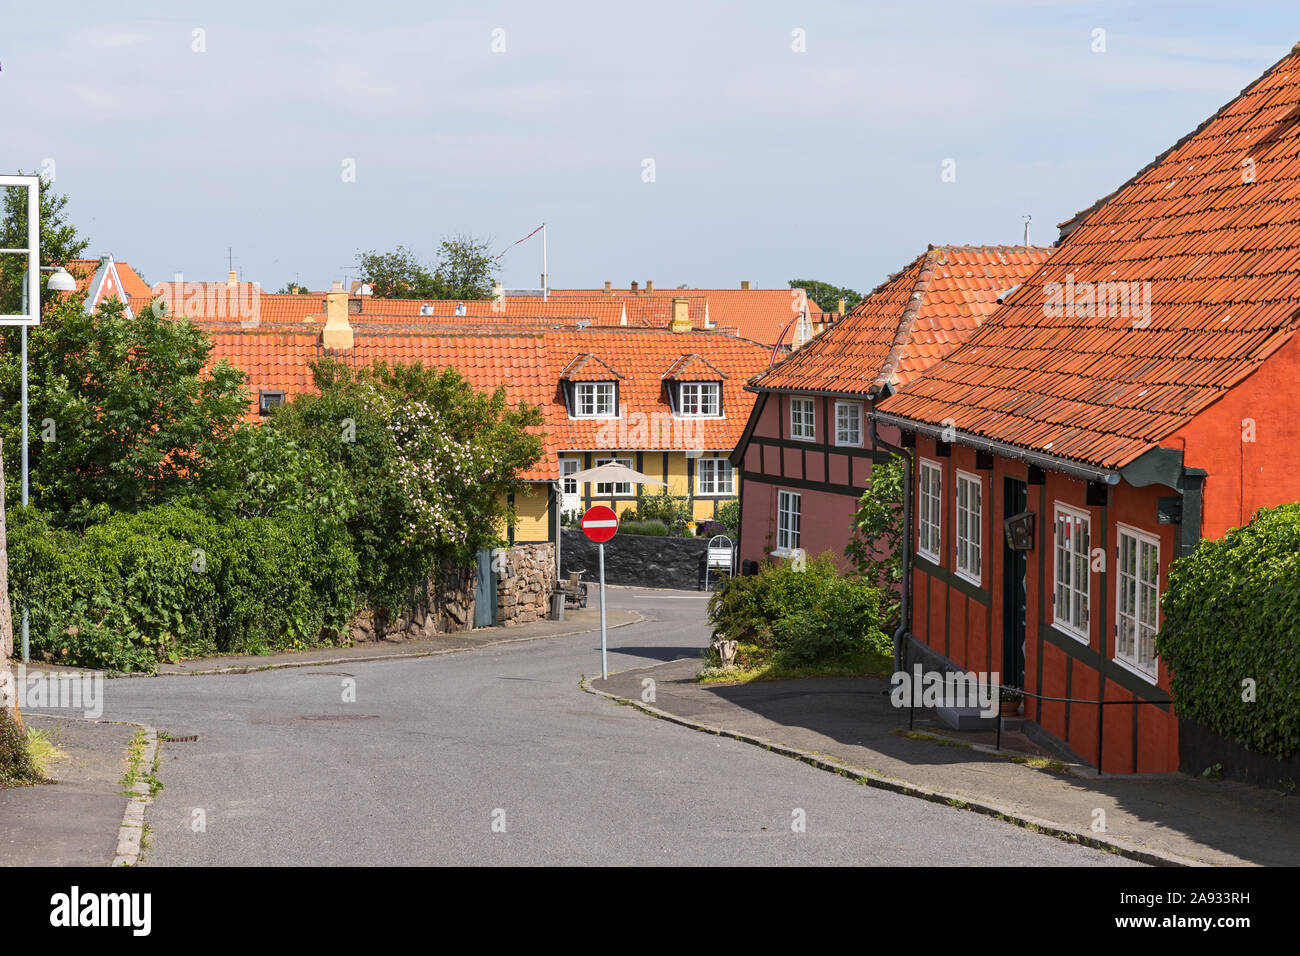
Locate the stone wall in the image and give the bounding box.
[348,564,476,642]
[497,542,556,626]
[560,528,714,590]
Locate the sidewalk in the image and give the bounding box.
[111,607,640,677]
[589,658,1300,866]
[0,715,138,866]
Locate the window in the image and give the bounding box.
[955,470,982,584]
[594,457,633,496]
[1116,526,1160,681]
[575,382,617,418]
[835,401,862,446]
[258,390,285,417]
[777,490,801,553]
[696,458,734,496]
[561,459,579,496]
[1053,504,1091,642]
[790,397,816,441]
[917,459,942,561]
[679,382,721,417]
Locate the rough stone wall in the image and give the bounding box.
[560,529,714,590]
[497,542,556,626]
[348,565,476,642]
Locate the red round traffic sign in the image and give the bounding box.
[582,505,619,543]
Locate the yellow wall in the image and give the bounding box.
[565,451,736,526]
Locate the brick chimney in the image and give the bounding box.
[646,280,654,293]
[670,297,691,332]
[322,281,354,349]
[603,280,612,293]
[740,280,750,290]
[630,281,639,294]
[227,270,238,288]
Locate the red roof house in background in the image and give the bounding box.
[729,245,1052,570]
[873,43,1300,773]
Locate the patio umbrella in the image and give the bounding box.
[563,461,667,487]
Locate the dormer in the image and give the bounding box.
[662,354,727,418]
[559,353,623,419]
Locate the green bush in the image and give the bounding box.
[1159,503,1300,759]
[631,488,692,534]
[715,499,740,535]
[707,552,891,666]
[619,519,670,536]
[7,504,359,672]
[0,709,42,786]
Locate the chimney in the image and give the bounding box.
[670,297,691,333]
[646,280,654,293]
[740,280,750,290]
[227,270,238,288]
[630,281,639,294]
[837,298,846,315]
[603,280,612,293]
[290,284,299,295]
[493,280,504,299]
[322,281,354,349]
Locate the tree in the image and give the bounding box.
[0,296,250,525]
[844,454,904,622]
[271,358,544,615]
[789,279,863,313]
[275,281,311,295]
[433,234,498,299]
[355,245,444,299]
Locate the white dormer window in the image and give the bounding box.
[575,382,617,418]
[679,382,721,417]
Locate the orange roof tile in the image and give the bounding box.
[877,45,1300,470]
[752,246,1052,395]
[662,353,727,381]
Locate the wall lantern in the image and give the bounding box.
[1004,510,1035,551]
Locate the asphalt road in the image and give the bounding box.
[94,587,1134,866]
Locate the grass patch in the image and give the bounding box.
[25,728,67,776]
[0,708,47,787]
[119,730,163,798]
[888,728,971,749]
[1004,754,1074,775]
[697,646,891,685]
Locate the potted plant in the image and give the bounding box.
[999,687,1023,717]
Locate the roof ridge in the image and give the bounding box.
[873,250,942,391]
[1056,44,1300,238]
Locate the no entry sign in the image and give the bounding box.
[582,505,619,543]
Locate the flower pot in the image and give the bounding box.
[1000,701,1021,718]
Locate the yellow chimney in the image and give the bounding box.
[837,298,846,315]
[227,270,238,288]
[603,280,612,293]
[322,281,354,349]
[740,280,750,290]
[646,280,654,293]
[670,297,691,333]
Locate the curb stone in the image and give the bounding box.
[581,668,1201,868]
[112,724,159,867]
[107,612,646,679]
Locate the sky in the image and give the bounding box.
[1,0,1294,297]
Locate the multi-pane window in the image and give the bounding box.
[697,458,734,495]
[575,382,616,417]
[561,459,579,496]
[790,397,816,441]
[679,382,721,417]
[777,490,801,553]
[1116,526,1160,680]
[917,460,942,561]
[835,401,862,446]
[1054,505,1091,642]
[594,457,633,496]
[955,471,982,584]
[258,391,285,417]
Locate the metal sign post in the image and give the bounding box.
[581,505,619,680]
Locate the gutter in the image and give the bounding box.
[869,413,911,675]
[870,410,1122,486]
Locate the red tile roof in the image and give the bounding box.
[195,323,771,481]
[751,246,1052,395]
[662,353,727,381]
[559,352,624,381]
[877,45,1300,470]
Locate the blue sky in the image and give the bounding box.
[1,1,1293,296]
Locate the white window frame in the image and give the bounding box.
[678,382,721,418]
[1115,524,1161,683]
[776,490,801,554]
[561,458,580,496]
[1053,503,1091,643]
[574,382,617,418]
[594,456,634,497]
[834,401,863,447]
[917,459,942,562]
[696,457,734,496]
[790,397,816,441]
[954,470,983,585]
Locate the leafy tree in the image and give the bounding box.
[355,245,444,299]
[789,279,863,313]
[433,233,498,299]
[275,281,311,295]
[845,454,904,621]
[0,296,249,525]
[271,358,544,615]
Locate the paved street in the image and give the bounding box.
[92,588,1133,866]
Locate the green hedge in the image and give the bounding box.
[7,505,358,673]
[1159,503,1300,759]
[707,552,891,666]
